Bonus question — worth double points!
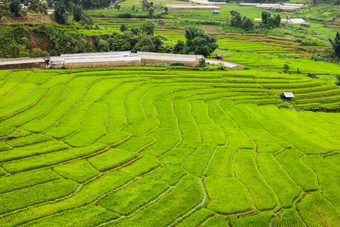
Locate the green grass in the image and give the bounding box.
[0,67,339,226]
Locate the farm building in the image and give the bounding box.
[239,3,258,6]
[255,18,308,25]
[190,0,226,5]
[280,92,294,99]
[243,3,306,11]
[0,52,244,70]
[166,4,221,10]
[50,52,141,69]
[132,52,203,67]
[0,58,45,69]
[205,59,244,70]
[216,53,223,59]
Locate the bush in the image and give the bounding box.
[199,58,206,67]
[306,72,318,78]
[283,64,290,73]
[30,48,50,57]
[97,39,110,52]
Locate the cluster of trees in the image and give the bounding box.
[96,21,168,52]
[141,0,168,18]
[173,27,218,57]
[261,11,280,29]
[53,0,93,25]
[230,10,254,30]
[0,24,95,58]
[0,25,31,58]
[5,0,47,17]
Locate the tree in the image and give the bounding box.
[29,0,48,14]
[261,11,271,27]
[181,27,218,58]
[114,3,121,10]
[54,1,67,24]
[73,5,82,22]
[148,7,154,18]
[31,48,50,57]
[173,40,184,54]
[133,35,156,52]
[142,0,150,10]
[283,64,290,73]
[329,32,340,59]
[97,39,110,52]
[141,21,155,35]
[230,10,242,27]
[262,11,280,29]
[120,23,128,32]
[241,17,254,30]
[273,14,281,27]
[9,0,21,17]
[230,11,253,30]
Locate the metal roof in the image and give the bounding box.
[282,92,294,98]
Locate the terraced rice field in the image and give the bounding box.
[0,67,339,226]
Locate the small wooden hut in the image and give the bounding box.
[280,92,294,99]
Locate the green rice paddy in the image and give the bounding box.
[0,66,339,226]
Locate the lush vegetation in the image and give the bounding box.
[0,67,339,226]
[0,0,339,226]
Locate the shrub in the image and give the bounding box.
[306,72,318,78]
[30,48,50,57]
[283,64,290,73]
[199,58,206,67]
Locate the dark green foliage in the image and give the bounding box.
[54,1,67,24]
[28,0,48,14]
[133,35,163,52]
[199,58,206,67]
[142,0,150,10]
[141,21,156,35]
[120,23,127,32]
[73,4,82,22]
[307,72,318,78]
[230,10,242,27]
[329,32,340,59]
[241,16,254,30]
[9,0,21,16]
[262,11,281,29]
[34,25,92,55]
[0,25,30,58]
[31,48,50,57]
[283,64,290,73]
[173,40,185,54]
[114,3,121,10]
[176,26,218,58]
[148,7,154,18]
[97,39,110,52]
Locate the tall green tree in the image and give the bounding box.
[73,4,82,22]
[329,32,340,59]
[175,27,218,58]
[9,0,21,17]
[54,1,67,24]
[141,21,156,35]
